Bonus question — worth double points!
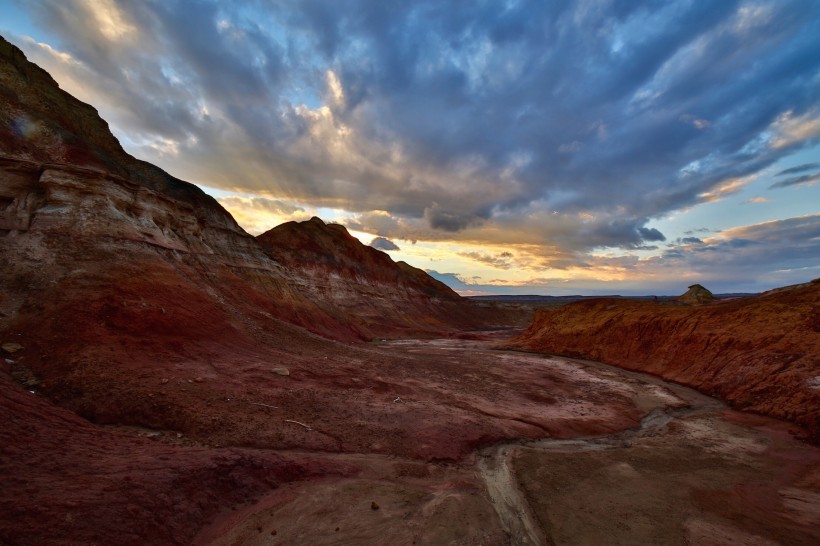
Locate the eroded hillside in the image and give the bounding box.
[506,280,820,442]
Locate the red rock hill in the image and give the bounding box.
[0,34,504,344]
[257,217,492,337]
[0,35,367,342]
[505,280,820,442]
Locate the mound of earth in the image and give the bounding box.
[505,279,820,442]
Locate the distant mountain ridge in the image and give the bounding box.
[468,293,756,303]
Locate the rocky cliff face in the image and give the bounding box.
[257,217,494,337]
[506,280,820,442]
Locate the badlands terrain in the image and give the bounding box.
[1,35,819,545]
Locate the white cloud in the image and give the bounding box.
[769,110,820,150]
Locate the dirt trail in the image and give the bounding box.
[199,337,820,546]
[477,444,548,545]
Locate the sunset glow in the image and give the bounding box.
[4,0,818,294]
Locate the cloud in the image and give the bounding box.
[217,196,305,215]
[423,203,486,232]
[370,236,400,251]
[215,196,308,234]
[769,172,820,189]
[430,214,820,295]
[696,175,756,203]
[638,227,666,242]
[458,251,514,270]
[768,110,820,150]
[685,228,714,235]
[425,271,471,291]
[775,163,820,176]
[743,196,769,204]
[7,0,820,290]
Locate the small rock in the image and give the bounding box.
[161,378,169,385]
[271,367,290,376]
[194,377,204,383]
[271,530,277,536]
[371,501,379,511]
[2,343,23,354]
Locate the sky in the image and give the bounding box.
[2,0,819,295]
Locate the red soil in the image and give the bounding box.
[0,369,356,546]
[506,280,820,442]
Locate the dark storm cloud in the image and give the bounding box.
[11,0,820,253]
[369,237,400,251]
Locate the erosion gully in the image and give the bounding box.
[197,335,820,546]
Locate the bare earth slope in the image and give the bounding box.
[506,279,820,442]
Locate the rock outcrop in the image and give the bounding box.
[506,280,820,442]
[676,283,716,305]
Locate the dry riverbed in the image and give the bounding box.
[196,337,820,545]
